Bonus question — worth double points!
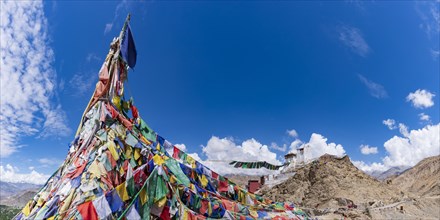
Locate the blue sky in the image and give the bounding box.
[1,1,439,183]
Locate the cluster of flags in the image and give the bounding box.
[229,161,286,170]
[16,18,310,220]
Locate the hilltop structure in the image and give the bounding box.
[15,16,308,220]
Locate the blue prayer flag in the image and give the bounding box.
[120,24,137,68]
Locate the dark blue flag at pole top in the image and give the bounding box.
[121,24,137,69]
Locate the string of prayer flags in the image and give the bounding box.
[229,160,286,170]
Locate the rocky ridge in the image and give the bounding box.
[259,154,440,219]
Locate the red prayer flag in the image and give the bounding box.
[77,201,99,220]
[218,179,228,192]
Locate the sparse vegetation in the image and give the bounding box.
[0,205,20,220]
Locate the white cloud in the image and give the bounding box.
[39,105,71,138]
[287,129,298,138]
[406,89,435,109]
[383,119,397,130]
[415,1,440,38]
[360,144,378,155]
[289,139,303,152]
[86,53,100,62]
[104,0,129,35]
[301,133,346,160]
[338,26,370,57]
[419,113,430,121]
[431,49,440,59]
[354,123,440,173]
[203,137,280,164]
[270,142,287,152]
[189,136,283,176]
[0,164,49,184]
[0,1,70,157]
[68,72,97,97]
[383,123,440,167]
[358,74,388,99]
[398,123,409,137]
[352,160,387,173]
[38,158,63,167]
[104,23,113,34]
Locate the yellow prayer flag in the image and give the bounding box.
[125,146,133,159]
[60,190,75,214]
[88,160,101,179]
[157,196,167,207]
[115,182,130,201]
[250,210,258,218]
[170,175,177,184]
[200,175,208,187]
[112,96,122,110]
[208,201,212,215]
[186,156,195,168]
[153,154,165,165]
[119,166,125,176]
[139,187,148,205]
[107,141,119,161]
[134,148,141,160]
[22,201,31,216]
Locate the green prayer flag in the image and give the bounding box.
[165,159,191,187]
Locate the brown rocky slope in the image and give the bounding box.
[260,154,402,208]
[259,154,440,219]
[390,155,440,197]
[259,154,409,219]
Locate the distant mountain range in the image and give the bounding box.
[368,166,410,181]
[0,181,41,198]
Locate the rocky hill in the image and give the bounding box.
[390,155,440,197]
[261,154,401,207]
[259,154,410,219]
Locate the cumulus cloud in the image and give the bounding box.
[419,113,430,121]
[383,119,397,130]
[0,1,70,157]
[406,89,435,109]
[301,133,346,160]
[358,74,388,99]
[398,123,409,137]
[287,129,298,138]
[0,164,49,184]
[360,144,378,155]
[352,160,387,173]
[289,139,303,151]
[202,137,280,164]
[270,143,287,152]
[354,123,440,173]
[338,26,370,57]
[181,136,283,176]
